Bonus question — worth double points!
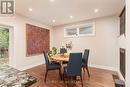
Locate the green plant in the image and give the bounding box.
[48,47,57,57]
[0,28,9,48]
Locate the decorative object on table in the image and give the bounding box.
[59,46,68,64]
[48,47,57,57]
[26,24,50,56]
[65,41,72,50]
[60,46,67,55]
[0,65,37,87]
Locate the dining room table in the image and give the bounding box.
[51,53,69,62]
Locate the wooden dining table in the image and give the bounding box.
[51,54,69,62]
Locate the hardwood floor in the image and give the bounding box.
[24,64,117,87]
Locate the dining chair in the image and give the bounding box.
[82,49,90,77]
[43,51,62,82]
[60,48,68,64]
[63,53,83,87]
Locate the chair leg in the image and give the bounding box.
[59,69,62,80]
[80,75,83,87]
[83,67,85,72]
[63,73,65,81]
[67,76,70,87]
[86,66,90,77]
[44,70,48,82]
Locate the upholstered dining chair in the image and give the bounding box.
[63,53,83,87]
[82,49,90,77]
[60,48,68,64]
[43,51,62,82]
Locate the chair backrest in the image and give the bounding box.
[67,53,82,76]
[43,51,50,68]
[60,48,67,54]
[82,49,90,66]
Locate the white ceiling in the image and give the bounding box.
[15,0,124,26]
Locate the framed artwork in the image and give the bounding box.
[26,24,50,56]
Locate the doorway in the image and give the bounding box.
[0,24,13,65]
[0,27,9,64]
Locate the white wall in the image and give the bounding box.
[53,16,119,70]
[0,15,53,70]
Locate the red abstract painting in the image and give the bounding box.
[26,24,50,56]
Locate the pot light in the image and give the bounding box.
[94,9,99,13]
[52,20,56,23]
[28,8,33,12]
[70,16,73,19]
[50,0,55,2]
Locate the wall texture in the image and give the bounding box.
[0,15,53,70]
[53,16,119,70]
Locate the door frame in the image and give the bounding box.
[0,24,14,66]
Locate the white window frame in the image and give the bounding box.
[64,22,95,37]
[64,26,78,38]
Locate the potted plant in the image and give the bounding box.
[48,47,57,57]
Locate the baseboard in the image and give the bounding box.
[19,63,121,77]
[89,64,118,71]
[19,62,44,71]
[89,64,126,82]
[20,63,117,71]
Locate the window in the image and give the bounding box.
[64,23,95,37]
[65,28,77,37]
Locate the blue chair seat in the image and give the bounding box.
[64,66,81,76]
[48,62,61,70]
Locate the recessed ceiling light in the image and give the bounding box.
[28,8,33,12]
[50,0,55,2]
[94,9,99,13]
[52,20,56,23]
[70,16,73,19]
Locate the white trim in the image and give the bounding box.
[18,62,44,71]
[89,64,126,82]
[89,64,118,71]
[20,63,117,72]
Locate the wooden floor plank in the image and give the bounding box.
[24,64,117,87]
